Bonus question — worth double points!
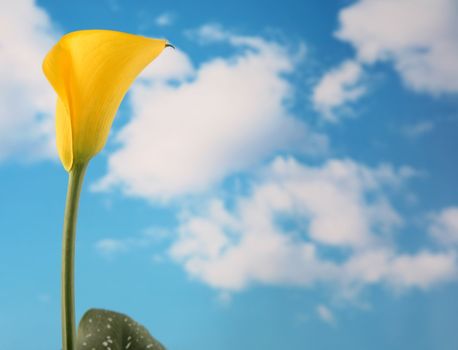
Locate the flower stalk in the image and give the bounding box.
[61,162,88,350]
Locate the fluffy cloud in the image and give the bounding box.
[337,0,458,94]
[342,249,456,292]
[316,305,335,325]
[154,12,175,27]
[94,26,327,200]
[170,157,456,294]
[429,207,458,246]
[0,0,57,162]
[312,60,366,121]
[313,0,458,120]
[401,121,434,139]
[95,228,168,259]
[95,238,130,258]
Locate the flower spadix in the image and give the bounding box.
[43,30,168,171]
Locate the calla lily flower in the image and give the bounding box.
[43,30,168,171]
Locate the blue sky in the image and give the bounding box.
[1,0,458,349]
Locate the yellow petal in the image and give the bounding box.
[56,97,73,170]
[43,30,167,171]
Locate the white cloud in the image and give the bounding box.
[94,228,168,259]
[139,46,194,83]
[0,0,57,162]
[316,305,335,325]
[154,12,175,27]
[386,250,456,290]
[94,27,327,200]
[336,0,458,94]
[312,60,366,121]
[429,207,458,246]
[169,156,457,295]
[190,24,228,43]
[95,239,130,259]
[312,0,458,120]
[342,248,456,293]
[401,121,434,139]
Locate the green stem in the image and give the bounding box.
[61,162,88,350]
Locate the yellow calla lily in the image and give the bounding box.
[43,30,168,171]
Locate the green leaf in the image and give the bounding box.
[76,308,166,350]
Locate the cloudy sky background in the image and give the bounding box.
[0,0,458,349]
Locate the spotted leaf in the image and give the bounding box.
[76,308,166,350]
